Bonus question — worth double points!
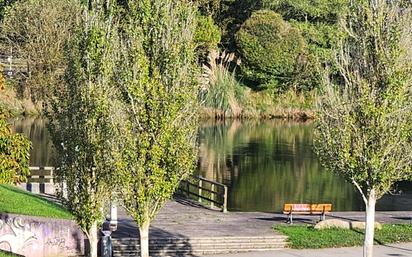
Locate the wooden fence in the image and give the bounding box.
[24,167,229,213]
[0,54,28,77]
[178,176,228,213]
[23,166,55,194]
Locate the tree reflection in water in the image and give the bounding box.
[197,120,412,212]
[11,118,412,212]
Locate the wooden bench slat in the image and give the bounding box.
[282,203,332,214]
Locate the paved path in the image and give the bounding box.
[204,243,412,257]
[113,197,412,239]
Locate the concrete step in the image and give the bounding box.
[113,243,287,252]
[112,236,288,256]
[113,236,287,244]
[113,242,288,251]
[113,247,285,256]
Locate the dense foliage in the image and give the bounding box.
[115,1,198,256]
[0,0,16,20]
[0,0,350,118]
[195,14,221,61]
[0,72,30,184]
[314,0,412,256]
[263,0,346,87]
[236,10,307,91]
[1,0,80,101]
[45,2,123,256]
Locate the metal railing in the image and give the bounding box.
[178,176,228,213]
[25,167,229,213]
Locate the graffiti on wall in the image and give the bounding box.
[0,217,37,252]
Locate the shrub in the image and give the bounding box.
[195,14,221,62]
[236,10,307,91]
[200,50,245,117]
[262,0,346,23]
[0,71,31,184]
[1,0,80,102]
[262,0,347,89]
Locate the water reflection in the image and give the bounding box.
[10,117,55,166]
[197,120,412,212]
[10,118,412,212]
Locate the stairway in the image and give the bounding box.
[112,235,288,256]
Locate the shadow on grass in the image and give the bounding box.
[348,227,412,252]
[0,185,69,216]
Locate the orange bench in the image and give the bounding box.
[283,203,332,224]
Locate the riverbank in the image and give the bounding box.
[2,83,316,120]
[199,89,317,120]
[0,87,41,116]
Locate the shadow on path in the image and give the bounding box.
[112,221,197,257]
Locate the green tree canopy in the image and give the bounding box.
[115,0,199,256]
[314,0,412,256]
[236,10,307,90]
[45,2,123,256]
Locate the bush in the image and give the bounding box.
[1,0,80,101]
[200,51,245,118]
[262,0,347,89]
[262,0,346,23]
[0,72,31,184]
[236,10,307,91]
[195,14,221,62]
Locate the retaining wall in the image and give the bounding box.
[0,213,84,257]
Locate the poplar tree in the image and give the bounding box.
[314,1,412,257]
[45,2,123,257]
[116,1,198,257]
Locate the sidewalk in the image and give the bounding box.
[204,243,412,257]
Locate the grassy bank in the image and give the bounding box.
[200,88,317,120]
[0,251,21,257]
[275,224,412,249]
[0,185,71,219]
[0,86,40,116]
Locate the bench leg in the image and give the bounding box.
[288,213,293,224]
[320,212,326,221]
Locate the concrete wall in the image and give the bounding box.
[0,214,84,257]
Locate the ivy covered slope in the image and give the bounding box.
[0,185,72,219]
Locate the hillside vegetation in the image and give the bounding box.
[0,0,345,119]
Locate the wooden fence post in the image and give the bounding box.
[186,181,190,198]
[222,185,228,213]
[211,184,215,208]
[198,179,202,203]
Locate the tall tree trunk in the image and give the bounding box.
[87,222,99,257]
[363,189,376,257]
[139,221,150,257]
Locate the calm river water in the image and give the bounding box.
[11,117,412,212]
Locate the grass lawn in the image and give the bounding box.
[274,224,412,249]
[0,184,72,219]
[0,251,22,257]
